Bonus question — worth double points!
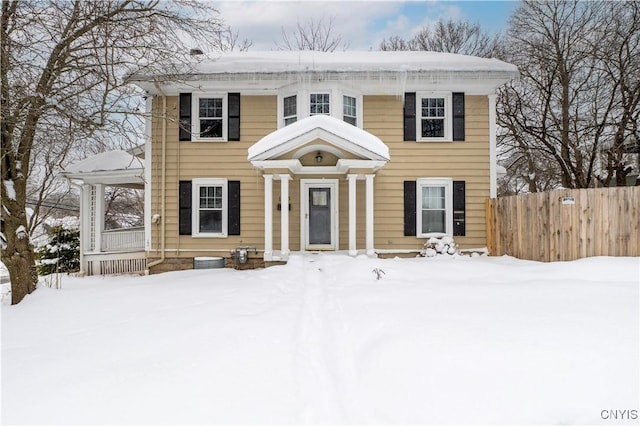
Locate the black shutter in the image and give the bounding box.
[403,93,416,141]
[179,93,192,141]
[179,181,192,235]
[453,180,466,236]
[228,180,241,235]
[404,180,417,236]
[228,93,240,141]
[452,92,465,141]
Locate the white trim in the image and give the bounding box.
[489,93,498,199]
[250,159,387,175]
[365,174,375,256]
[191,93,228,142]
[264,175,274,260]
[300,179,339,251]
[191,178,228,237]
[416,178,453,237]
[347,174,358,256]
[94,184,105,254]
[279,174,291,258]
[416,92,453,142]
[144,96,152,251]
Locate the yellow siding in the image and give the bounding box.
[363,95,490,249]
[149,93,490,261]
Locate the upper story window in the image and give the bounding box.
[343,95,357,126]
[417,178,452,236]
[278,89,362,128]
[310,93,330,115]
[193,94,227,141]
[192,178,228,237]
[417,92,452,141]
[283,95,297,125]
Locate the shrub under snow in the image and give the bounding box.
[421,236,458,257]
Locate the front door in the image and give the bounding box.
[302,180,338,250]
[309,188,331,245]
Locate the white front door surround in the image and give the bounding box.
[252,115,387,261]
[301,179,339,251]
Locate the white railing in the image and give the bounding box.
[101,227,145,252]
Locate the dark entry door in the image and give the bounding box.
[308,187,331,245]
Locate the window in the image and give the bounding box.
[417,93,452,141]
[283,95,297,126]
[343,95,357,126]
[417,178,452,236]
[192,178,227,237]
[194,95,227,140]
[310,93,330,115]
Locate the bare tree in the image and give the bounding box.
[379,19,503,58]
[497,0,640,193]
[214,26,252,52]
[278,16,348,52]
[1,0,226,304]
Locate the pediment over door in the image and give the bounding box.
[248,115,390,174]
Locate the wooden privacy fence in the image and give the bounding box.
[486,187,640,262]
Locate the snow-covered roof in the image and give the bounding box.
[131,51,517,79]
[248,115,390,162]
[62,151,144,187]
[64,151,143,174]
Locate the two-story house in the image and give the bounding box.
[68,51,518,274]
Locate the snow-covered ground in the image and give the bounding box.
[2,254,638,424]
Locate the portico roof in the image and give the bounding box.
[62,150,144,188]
[248,115,390,162]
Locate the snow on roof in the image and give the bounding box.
[130,50,518,81]
[64,151,144,175]
[248,115,390,161]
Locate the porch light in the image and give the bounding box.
[315,151,323,163]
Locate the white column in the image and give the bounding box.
[347,174,358,256]
[94,184,105,253]
[264,175,274,261]
[144,96,153,251]
[365,174,375,256]
[79,184,89,274]
[489,93,498,199]
[279,174,291,259]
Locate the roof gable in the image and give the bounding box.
[248,115,390,162]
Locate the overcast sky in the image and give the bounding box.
[215,1,519,51]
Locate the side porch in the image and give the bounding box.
[63,151,147,276]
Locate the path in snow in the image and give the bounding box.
[292,254,370,424]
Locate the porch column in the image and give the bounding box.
[489,93,498,199]
[365,174,375,256]
[279,174,291,259]
[347,174,358,256]
[264,175,274,261]
[94,184,105,254]
[79,184,90,274]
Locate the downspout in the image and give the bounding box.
[146,89,167,273]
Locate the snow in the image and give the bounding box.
[63,150,144,174]
[3,179,16,200]
[131,51,519,80]
[14,225,27,239]
[1,254,638,424]
[248,114,390,161]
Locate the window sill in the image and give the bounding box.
[417,232,450,239]
[415,139,453,143]
[190,234,228,238]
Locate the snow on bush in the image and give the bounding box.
[36,225,79,276]
[421,236,458,257]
